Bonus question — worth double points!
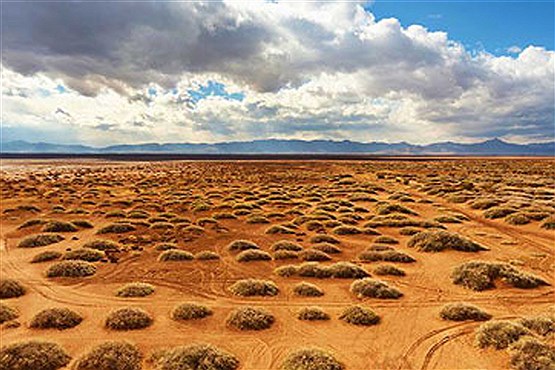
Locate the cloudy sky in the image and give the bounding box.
[2,0,554,146]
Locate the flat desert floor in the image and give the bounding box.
[1,158,554,369]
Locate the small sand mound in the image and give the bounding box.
[82,239,121,251]
[73,341,142,370]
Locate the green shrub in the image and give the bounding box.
[0,279,26,299]
[30,308,83,330]
[297,307,330,321]
[73,341,142,370]
[408,230,488,252]
[31,251,62,263]
[280,348,343,370]
[171,303,213,321]
[105,308,153,331]
[42,221,78,233]
[350,278,403,299]
[475,320,530,349]
[46,261,96,278]
[293,282,324,297]
[439,303,491,321]
[339,306,380,326]
[150,344,238,370]
[18,234,64,248]
[0,303,19,324]
[236,249,272,262]
[116,282,155,298]
[226,307,275,330]
[0,340,71,370]
[228,279,279,297]
[64,248,105,262]
[158,250,194,262]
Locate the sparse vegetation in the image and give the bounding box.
[272,240,303,251]
[280,348,344,370]
[30,307,83,330]
[116,282,155,297]
[171,303,213,321]
[97,223,136,234]
[297,307,330,321]
[42,221,78,233]
[18,234,64,248]
[228,279,279,297]
[475,320,530,349]
[73,341,142,370]
[158,250,194,262]
[236,249,272,262]
[228,240,260,252]
[0,340,71,370]
[0,279,26,299]
[350,278,403,299]
[46,261,97,278]
[150,344,239,370]
[0,303,19,324]
[373,265,405,276]
[226,306,275,330]
[339,305,380,326]
[31,250,62,263]
[440,303,491,321]
[508,337,555,370]
[83,239,120,251]
[408,230,488,252]
[64,248,105,262]
[195,250,220,260]
[105,307,153,330]
[293,282,324,297]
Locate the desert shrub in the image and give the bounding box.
[484,207,517,219]
[505,213,531,226]
[373,265,405,276]
[275,265,299,277]
[46,261,96,278]
[64,248,105,262]
[508,337,555,370]
[150,344,239,370]
[158,250,194,262]
[228,240,260,252]
[226,307,275,330]
[274,250,299,260]
[452,261,549,291]
[236,249,272,262]
[310,234,340,244]
[439,303,491,322]
[171,303,213,321]
[434,215,462,224]
[299,249,332,262]
[312,243,341,254]
[399,227,421,236]
[540,216,555,230]
[18,218,46,229]
[266,225,295,234]
[116,282,155,297]
[228,279,279,297]
[374,236,399,244]
[408,230,488,252]
[30,307,83,330]
[359,250,416,263]
[31,251,62,263]
[150,222,174,230]
[0,340,71,370]
[297,307,330,321]
[470,198,500,210]
[350,278,403,299]
[106,210,126,218]
[82,239,121,251]
[475,320,530,349]
[297,263,332,278]
[520,315,555,336]
[155,243,177,251]
[195,250,220,260]
[332,226,361,235]
[328,262,370,279]
[0,303,19,323]
[280,347,343,370]
[128,210,150,219]
[293,282,324,297]
[214,212,238,220]
[376,203,418,216]
[97,223,136,234]
[180,225,205,235]
[73,341,142,370]
[339,306,380,326]
[42,221,78,233]
[18,234,64,248]
[0,279,26,299]
[271,240,303,252]
[246,215,270,224]
[105,308,153,331]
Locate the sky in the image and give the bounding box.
[1,0,554,146]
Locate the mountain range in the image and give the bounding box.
[2,138,554,156]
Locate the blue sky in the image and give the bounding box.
[367,0,554,54]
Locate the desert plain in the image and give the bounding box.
[1,158,554,370]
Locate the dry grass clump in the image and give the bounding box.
[171,303,213,321]
[293,282,324,297]
[310,234,340,244]
[470,198,500,210]
[275,265,299,277]
[228,279,279,297]
[505,213,531,225]
[327,262,370,279]
[484,206,517,219]
[17,218,46,229]
[0,340,71,370]
[350,278,403,299]
[297,307,330,321]
[0,303,19,323]
[339,305,380,326]
[29,308,83,330]
[297,263,333,278]
[280,347,344,370]
[312,243,341,254]
[299,249,332,262]
[439,303,491,321]
[83,239,121,251]
[266,225,296,234]
[0,279,26,299]
[158,250,194,262]
[508,337,555,370]
[64,248,105,262]
[373,265,405,276]
[105,308,153,331]
[359,249,416,263]
[452,261,549,291]
[155,243,177,251]
[226,306,275,330]
[73,341,142,370]
[42,221,78,233]
[271,240,303,252]
[195,250,220,260]
[407,230,488,252]
[520,315,555,336]
[374,236,399,244]
[332,226,361,235]
[277,262,369,279]
[274,250,299,260]
[31,251,62,263]
[18,234,64,248]
[246,215,270,224]
[376,203,418,216]
[228,240,260,252]
[540,215,555,230]
[46,261,96,278]
[475,320,530,349]
[116,282,155,298]
[97,223,136,234]
[236,249,272,262]
[150,344,239,370]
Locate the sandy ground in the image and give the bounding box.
[1,159,553,369]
